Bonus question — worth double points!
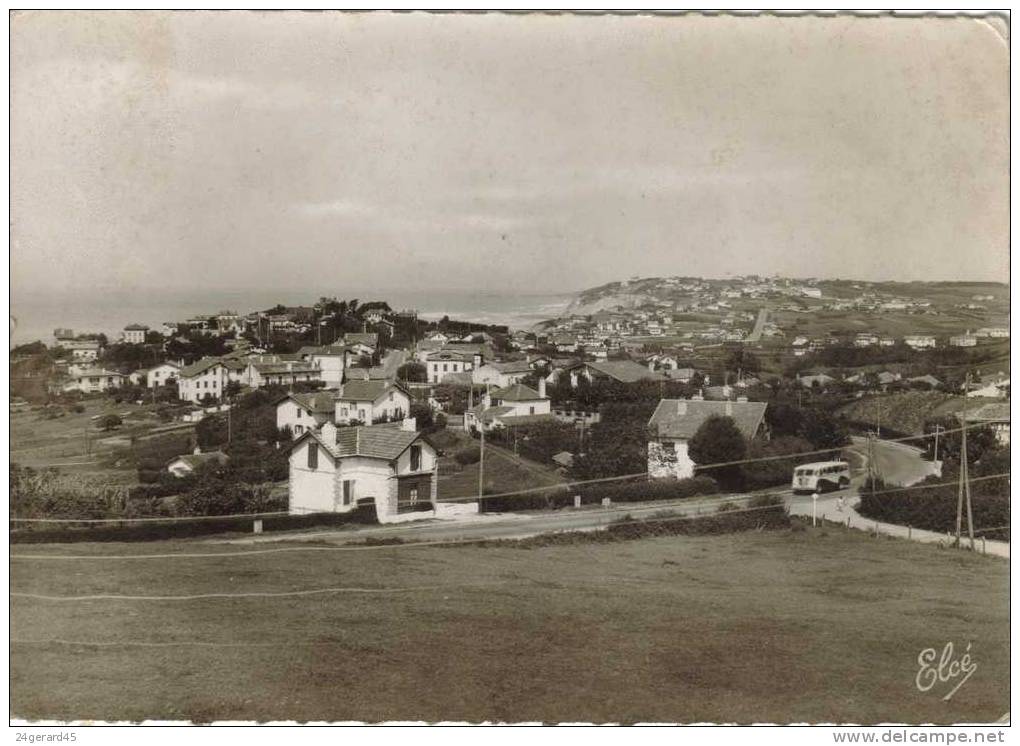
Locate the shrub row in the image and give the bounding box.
[10,506,377,544]
[857,488,1010,542]
[479,476,719,513]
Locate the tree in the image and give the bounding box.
[724,346,761,375]
[397,361,427,383]
[922,416,997,466]
[799,408,850,451]
[99,414,122,431]
[409,402,434,431]
[742,436,814,490]
[688,415,747,489]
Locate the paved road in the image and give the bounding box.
[219,491,771,547]
[850,436,939,487]
[746,307,769,343]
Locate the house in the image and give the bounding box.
[244,355,322,389]
[647,398,768,479]
[276,390,339,437]
[65,339,102,361]
[335,380,411,425]
[343,332,380,351]
[906,374,942,389]
[561,360,668,387]
[143,361,181,388]
[426,350,480,384]
[464,380,553,432]
[949,333,978,348]
[854,333,879,348]
[288,420,439,522]
[62,368,125,394]
[177,357,230,404]
[426,331,451,344]
[472,360,533,388]
[122,323,149,344]
[798,373,837,389]
[166,448,229,478]
[903,335,937,350]
[976,327,1009,339]
[298,344,352,388]
[961,403,1010,445]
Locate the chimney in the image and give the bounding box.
[538,377,546,399]
[320,421,337,444]
[400,417,417,432]
[676,400,687,416]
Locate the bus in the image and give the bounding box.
[791,461,851,494]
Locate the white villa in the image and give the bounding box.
[288,420,438,522]
[647,398,768,480]
[335,380,411,425]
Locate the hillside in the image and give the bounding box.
[836,392,975,436]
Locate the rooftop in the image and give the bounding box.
[648,398,768,440]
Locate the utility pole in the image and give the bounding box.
[478,412,486,502]
[956,384,975,550]
[933,424,943,462]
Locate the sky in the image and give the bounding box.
[10,12,1010,299]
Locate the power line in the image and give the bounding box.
[10,476,1009,562]
[8,421,993,521]
[12,585,446,603]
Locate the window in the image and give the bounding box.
[410,445,422,471]
[297,408,302,418]
[388,392,393,401]
[307,443,318,470]
[529,406,535,415]
[342,480,353,506]
[443,364,448,372]
[359,409,366,421]
[295,425,304,435]
[409,487,419,504]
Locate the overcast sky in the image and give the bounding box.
[10,12,1009,298]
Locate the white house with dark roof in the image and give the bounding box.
[122,323,150,345]
[288,420,439,522]
[335,380,411,425]
[177,358,230,403]
[426,349,480,384]
[276,390,339,436]
[243,355,322,389]
[464,380,553,432]
[647,398,768,479]
[143,361,181,389]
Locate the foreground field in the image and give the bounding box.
[11,528,1008,723]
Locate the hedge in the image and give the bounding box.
[10,506,377,544]
[857,487,1010,542]
[479,475,719,513]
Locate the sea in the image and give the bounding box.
[9,287,574,346]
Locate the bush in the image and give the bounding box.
[454,446,481,465]
[480,475,719,513]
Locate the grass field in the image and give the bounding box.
[10,527,1008,723]
[437,429,565,501]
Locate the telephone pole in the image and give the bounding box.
[956,385,975,550]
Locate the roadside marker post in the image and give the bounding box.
[253,519,263,535]
[574,495,581,509]
[811,492,818,527]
